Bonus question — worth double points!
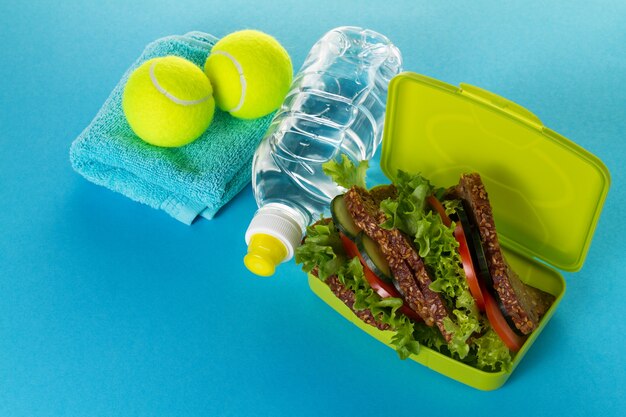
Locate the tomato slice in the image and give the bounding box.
[454,223,486,311]
[339,233,422,323]
[428,195,485,311]
[340,233,397,298]
[340,232,360,259]
[483,290,526,352]
[427,195,452,227]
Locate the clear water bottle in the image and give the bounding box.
[244,26,402,276]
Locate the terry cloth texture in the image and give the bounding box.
[70,31,273,224]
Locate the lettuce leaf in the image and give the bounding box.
[296,221,420,360]
[322,154,369,189]
[473,327,513,372]
[380,171,431,236]
[295,221,345,280]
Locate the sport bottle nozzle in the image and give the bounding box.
[244,206,303,276]
[244,234,288,277]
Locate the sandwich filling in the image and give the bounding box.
[296,157,554,372]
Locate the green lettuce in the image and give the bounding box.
[322,154,369,189]
[294,221,345,280]
[296,221,420,359]
[473,327,513,372]
[379,171,431,235]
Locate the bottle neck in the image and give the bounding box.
[245,204,305,262]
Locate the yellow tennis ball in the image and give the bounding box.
[122,55,215,147]
[204,30,292,119]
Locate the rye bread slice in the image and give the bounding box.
[454,173,554,334]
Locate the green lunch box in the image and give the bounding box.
[308,72,610,390]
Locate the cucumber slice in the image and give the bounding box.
[469,225,493,287]
[356,233,393,283]
[456,204,492,288]
[331,194,361,239]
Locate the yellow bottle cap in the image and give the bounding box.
[244,233,288,276]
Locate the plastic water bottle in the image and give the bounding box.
[244,26,403,276]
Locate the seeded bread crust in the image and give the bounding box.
[313,267,391,331]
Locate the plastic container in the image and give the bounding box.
[244,27,402,276]
[308,72,610,390]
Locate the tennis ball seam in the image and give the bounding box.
[149,60,212,106]
[210,50,246,112]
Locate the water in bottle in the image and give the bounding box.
[244,26,403,276]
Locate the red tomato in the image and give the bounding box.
[428,195,485,311]
[339,233,360,259]
[427,195,452,227]
[454,223,486,311]
[339,233,422,323]
[340,233,395,297]
[483,290,526,352]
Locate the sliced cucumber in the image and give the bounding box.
[356,233,393,283]
[456,204,492,288]
[469,224,492,287]
[331,194,361,239]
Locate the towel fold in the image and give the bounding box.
[70,31,273,224]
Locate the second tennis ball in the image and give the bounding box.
[123,56,215,147]
[204,30,292,119]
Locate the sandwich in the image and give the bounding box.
[295,156,554,371]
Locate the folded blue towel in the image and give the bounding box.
[70,31,273,224]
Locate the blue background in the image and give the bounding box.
[1,1,625,416]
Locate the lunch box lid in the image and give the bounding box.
[380,72,610,272]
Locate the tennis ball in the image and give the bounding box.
[204,30,292,119]
[122,55,215,147]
